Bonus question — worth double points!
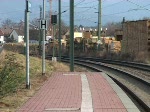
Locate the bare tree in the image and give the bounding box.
[1,18,17,28]
[104,22,122,36]
[142,17,150,20]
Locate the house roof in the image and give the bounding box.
[0,30,4,36]
[124,19,150,23]
[15,29,24,35]
[65,31,70,36]
[0,27,13,36]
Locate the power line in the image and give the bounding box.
[75,0,86,6]
[103,10,130,16]
[103,0,125,8]
[75,8,94,13]
[78,0,98,5]
[74,5,98,13]
[0,5,44,15]
[126,0,150,11]
[103,7,150,17]
[61,0,88,15]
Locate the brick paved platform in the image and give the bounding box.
[17,72,140,112]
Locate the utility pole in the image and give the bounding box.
[24,7,27,56]
[58,0,61,61]
[49,0,52,36]
[70,0,74,72]
[98,0,102,50]
[52,25,56,58]
[42,0,46,75]
[39,5,42,55]
[25,0,31,89]
[51,15,57,61]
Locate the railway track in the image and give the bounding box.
[72,56,150,72]
[48,56,149,112]
[48,55,150,72]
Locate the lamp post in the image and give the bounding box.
[52,25,56,58]
[39,5,42,56]
[25,0,31,89]
[58,0,61,61]
[42,0,46,75]
[70,0,74,72]
[97,0,102,51]
[51,15,57,61]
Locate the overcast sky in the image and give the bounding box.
[0,0,150,27]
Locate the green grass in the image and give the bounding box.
[0,52,24,99]
[0,50,70,111]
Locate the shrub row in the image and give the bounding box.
[0,53,24,98]
[3,43,39,56]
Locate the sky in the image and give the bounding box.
[0,0,150,27]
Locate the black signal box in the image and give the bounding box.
[51,15,57,25]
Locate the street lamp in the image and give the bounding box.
[70,0,74,72]
[25,0,31,89]
[97,0,102,51]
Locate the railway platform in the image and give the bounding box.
[17,72,140,112]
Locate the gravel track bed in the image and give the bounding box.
[102,63,150,110]
[104,63,150,82]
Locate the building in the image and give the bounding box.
[74,32,83,42]
[114,29,123,41]
[83,31,92,38]
[109,41,121,53]
[0,30,4,43]
[0,27,13,38]
[122,20,150,55]
[0,27,24,43]
[64,31,83,42]
[9,29,24,43]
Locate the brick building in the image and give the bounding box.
[122,20,150,56]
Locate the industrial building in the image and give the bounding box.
[121,20,150,56]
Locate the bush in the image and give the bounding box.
[120,53,135,61]
[134,52,150,63]
[0,53,24,98]
[3,43,39,56]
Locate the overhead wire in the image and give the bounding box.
[0,0,95,21]
[2,0,150,26]
[103,1,150,17]
[126,0,150,11]
[75,0,86,6]
[103,0,125,8]
[78,0,98,5]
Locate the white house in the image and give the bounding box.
[46,36,52,41]
[9,30,24,43]
[74,32,83,38]
[74,32,83,42]
[0,30,5,43]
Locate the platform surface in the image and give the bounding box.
[17,72,140,112]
